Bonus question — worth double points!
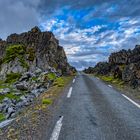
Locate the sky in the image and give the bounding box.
[0,0,140,70]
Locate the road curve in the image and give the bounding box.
[45,73,140,140]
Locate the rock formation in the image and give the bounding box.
[84,45,140,88]
[0,26,76,120]
[0,26,75,78]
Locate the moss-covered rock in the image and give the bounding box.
[27,47,35,61]
[0,113,5,122]
[5,72,22,83]
[4,44,26,63]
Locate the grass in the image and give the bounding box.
[53,77,64,87]
[97,75,124,88]
[45,73,56,81]
[27,48,35,61]
[0,93,21,102]
[5,72,22,83]
[3,44,26,63]
[42,99,52,105]
[0,113,5,122]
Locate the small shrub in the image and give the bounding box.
[0,93,21,102]
[5,72,22,83]
[42,99,52,105]
[53,77,64,87]
[4,44,26,63]
[18,56,29,69]
[0,113,5,122]
[27,48,35,61]
[47,73,56,81]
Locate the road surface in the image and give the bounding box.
[45,73,140,140]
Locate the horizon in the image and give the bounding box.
[0,0,140,70]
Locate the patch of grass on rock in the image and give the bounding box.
[5,72,22,83]
[0,113,5,122]
[53,77,64,87]
[42,99,52,105]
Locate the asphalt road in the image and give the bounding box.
[45,73,140,140]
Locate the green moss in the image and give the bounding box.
[53,77,64,87]
[97,75,125,88]
[46,73,56,81]
[42,99,52,105]
[119,64,126,71]
[0,93,21,102]
[31,76,38,81]
[27,48,35,61]
[18,56,29,69]
[4,44,26,63]
[5,72,22,83]
[0,113,5,122]
[100,75,114,82]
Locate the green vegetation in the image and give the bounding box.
[42,99,52,105]
[31,76,38,81]
[3,44,29,69]
[5,72,22,83]
[0,113,5,122]
[4,44,26,63]
[97,75,124,88]
[0,93,21,102]
[27,47,35,61]
[46,73,56,81]
[18,56,29,69]
[53,77,64,87]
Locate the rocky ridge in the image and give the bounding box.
[84,45,140,88]
[0,26,76,121]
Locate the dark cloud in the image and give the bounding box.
[0,0,140,69]
[0,0,40,39]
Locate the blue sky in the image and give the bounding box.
[0,0,140,70]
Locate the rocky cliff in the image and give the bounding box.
[0,27,76,120]
[84,45,140,88]
[0,26,75,78]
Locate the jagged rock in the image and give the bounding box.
[34,68,43,75]
[14,92,22,96]
[0,26,76,120]
[6,107,15,118]
[0,88,11,95]
[20,95,26,101]
[84,62,111,75]
[19,72,33,82]
[3,88,11,94]
[2,97,12,103]
[0,26,75,78]
[16,83,28,91]
[0,104,3,112]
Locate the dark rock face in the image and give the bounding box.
[0,26,75,77]
[84,45,140,88]
[109,45,140,65]
[84,62,111,75]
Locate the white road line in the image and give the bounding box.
[50,116,63,140]
[73,79,75,83]
[67,87,73,98]
[108,85,112,88]
[122,94,140,109]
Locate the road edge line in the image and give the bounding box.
[67,87,73,98]
[122,94,140,109]
[50,116,64,140]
